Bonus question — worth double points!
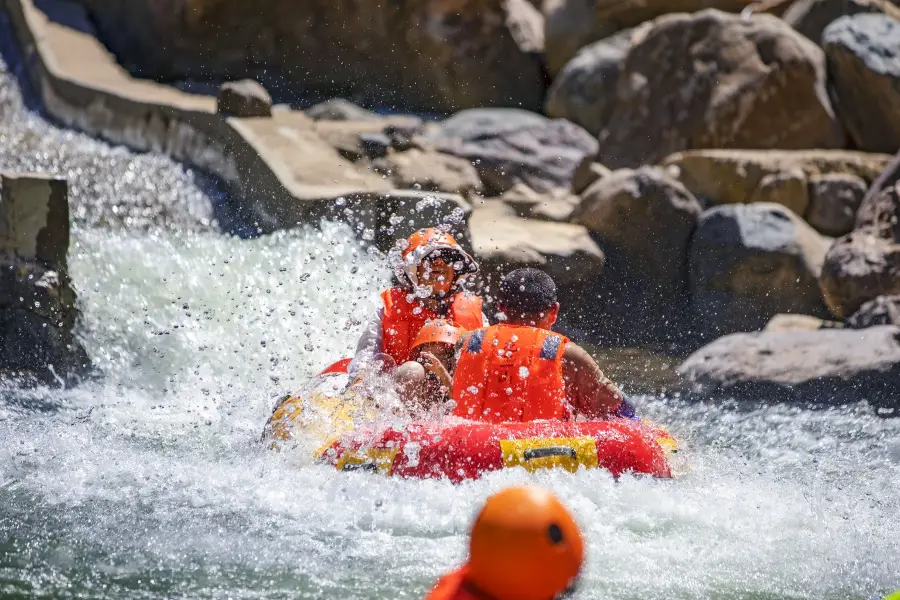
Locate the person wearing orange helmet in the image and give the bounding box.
[349,227,486,377]
[395,319,464,410]
[425,485,584,600]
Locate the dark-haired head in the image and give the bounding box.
[498,268,560,328]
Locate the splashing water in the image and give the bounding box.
[2,32,900,600]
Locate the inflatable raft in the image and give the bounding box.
[264,358,677,481]
[316,418,674,482]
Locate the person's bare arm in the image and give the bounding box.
[561,342,623,418]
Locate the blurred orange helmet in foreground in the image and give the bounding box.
[411,319,464,350]
[393,227,477,288]
[467,486,584,600]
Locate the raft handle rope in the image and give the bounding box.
[523,447,578,461]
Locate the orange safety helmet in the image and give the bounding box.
[467,486,584,600]
[392,227,477,289]
[411,319,464,350]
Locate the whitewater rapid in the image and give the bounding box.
[2,25,900,600]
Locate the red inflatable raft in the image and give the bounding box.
[317,418,673,482]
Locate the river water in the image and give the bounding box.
[1,33,899,600]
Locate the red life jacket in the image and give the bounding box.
[425,568,491,600]
[451,325,571,423]
[380,287,483,366]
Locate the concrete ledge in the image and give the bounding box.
[1,0,470,242]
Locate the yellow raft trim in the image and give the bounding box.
[500,437,599,473]
[334,447,401,475]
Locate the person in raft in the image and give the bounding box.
[349,227,486,376]
[425,485,584,600]
[451,267,626,422]
[395,319,464,410]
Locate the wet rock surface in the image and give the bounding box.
[806,173,867,236]
[783,0,900,45]
[689,203,831,339]
[0,173,90,384]
[678,326,900,407]
[573,166,703,344]
[216,79,272,118]
[847,295,900,328]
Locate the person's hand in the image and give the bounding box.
[419,352,452,389]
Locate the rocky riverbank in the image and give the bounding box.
[2,0,899,405]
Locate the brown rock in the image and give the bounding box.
[823,14,900,154]
[544,0,752,74]
[847,295,900,328]
[783,0,900,45]
[544,25,649,136]
[427,109,599,195]
[663,149,891,207]
[380,150,482,197]
[690,203,831,338]
[572,167,703,343]
[468,201,606,321]
[677,326,900,407]
[598,10,845,169]
[749,168,809,216]
[571,161,613,195]
[819,182,900,318]
[216,80,272,118]
[805,173,867,237]
[498,183,581,221]
[76,0,547,113]
[0,173,70,268]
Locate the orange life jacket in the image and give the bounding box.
[452,325,571,423]
[381,287,483,366]
[425,567,490,600]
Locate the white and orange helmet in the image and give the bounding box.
[392,227,478,288]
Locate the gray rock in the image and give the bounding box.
[689,203,831,339]
[598,10,845,169]
[379,150,483,197]
[572,167,703,344]
[305,98,379,121]
[216,79,273,118]
[847,295,900,327]
[427,109,599,195]
[823,14,900,153]
[544,26,646,136]
[783,0,900,44]
[805,172,867,236]
[677,326,900,407]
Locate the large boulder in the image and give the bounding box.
[823,14,900,154]
[468,201,606,325]
[571,167,703,344]
[847,295,900,328]
[498,184,581,222]
[543,0,753,74]
[783,0,900,45]
[426,109,598,195]
[689,203,831,339]
[544,25,649,136]
[73,0,546,113]
[805,173,867,237]
[663,149,891,207]
[597,10,845,169]
[677,326,900,407]
[819,182,900,318]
